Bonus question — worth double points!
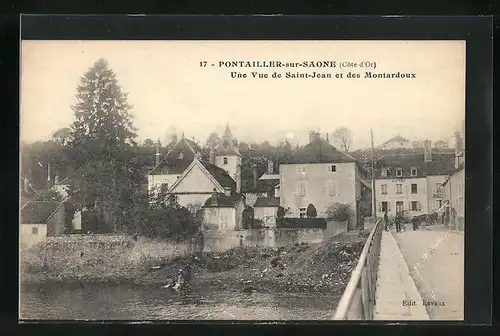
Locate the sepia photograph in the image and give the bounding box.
[19,39,465,321]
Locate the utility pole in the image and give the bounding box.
[370,129,377,218]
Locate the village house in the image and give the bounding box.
[374,140,456,217]
[20,201,66,249]
[147,125,248,226]
[279,131,371,229]
[200,190,247,230]
[253,196,280,227]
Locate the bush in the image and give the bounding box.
[326,203,353,222]
[306,203,317,219]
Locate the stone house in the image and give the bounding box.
[20,201,65,249]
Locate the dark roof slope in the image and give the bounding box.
[282,138,356,164]
[21,201,60,224]
[199,161,236,189]
[149,138,201,175]
[241,178,279,194]
[374,153,456,179]
[254,196,280,208]
[202,193,245,208]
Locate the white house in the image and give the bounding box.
[279,131,370,229]
[20,201,65,249]
[253,196,280,227]
[200,191,246,230]
[374,140,456,217]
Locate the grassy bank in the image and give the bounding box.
[20,233,369,296]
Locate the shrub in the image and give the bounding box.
[326,203,353,222]
[306,203,318,219]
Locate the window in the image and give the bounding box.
[435,183,442,197]
[381,184,388,195]
[327,180,337,196]
[396,184,403,194]
[296,165,307,174]
[299,207,306,218]
[329,165,337,172]
[411,168,418,176]
[411,201,419,211]
[381,201,388,212]
[396,168,403,177]
[223,157,228,165]
[435,199,443,210]
[219,213,227,229]
[411,183,418,194]
[297,181,307,196]
[31,227,38,235]
[381,169,388,177]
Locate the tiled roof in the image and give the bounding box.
[20,201,60,224]
[374,153,456,179]
[254,196,280,208]
[199,161,236,189]
[282,138,356,164]
[149,138,201,175]
[202,193,245,208]
[241,178,279,193]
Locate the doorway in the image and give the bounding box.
[396,201,404,215]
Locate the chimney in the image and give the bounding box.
[267,160,274,174]
[326,133,329,143]
[224,187,232,197]
[423,140,432,162]
[252,166,258,188]
[209,147,215,165]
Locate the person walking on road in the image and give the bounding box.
[384,210,389,231]
[395,212,402,233]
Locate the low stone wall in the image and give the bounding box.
[203,221,348,252]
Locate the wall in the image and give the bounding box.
[375,177,428,217]
[176,193,212,208]
[448,168,465,230]
[280,162,357,218]
[254,206,278,227]
[171,164,219,193]
[20,223,47,250]
[46,203,66,236]
[203,221,348,252]
[426,175,448,213]
[147,174,181,193]
[214,155,241,183]
[201,207,236,230]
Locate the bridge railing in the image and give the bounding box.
[332,218,383,320]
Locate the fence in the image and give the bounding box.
[332,218,383,320]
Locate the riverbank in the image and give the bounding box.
[20,232,368,296]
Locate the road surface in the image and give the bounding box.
[393,224,464,320]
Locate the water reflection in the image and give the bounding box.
[20,283,335,320]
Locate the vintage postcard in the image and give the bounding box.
[19,39,465,321]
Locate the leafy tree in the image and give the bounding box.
[142,138,155,148]
[326,203,353,222]
[411,140,424,148]
[306,203,318,219]
[52,127,72,146]
[331,127,353,152]
[66,58,141,233]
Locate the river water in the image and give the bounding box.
[20,283,337,321]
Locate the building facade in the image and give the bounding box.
[253,196,280,227]
[279,132,368,228]
[20,201,65,249]
[442,167,465,230]
[374,141,456,217]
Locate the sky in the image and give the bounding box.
[20,40,465,149]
